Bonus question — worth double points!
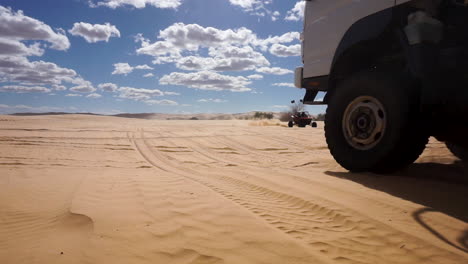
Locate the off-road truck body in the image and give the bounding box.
[295,0,468,172]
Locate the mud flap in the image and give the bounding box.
[403,11,444,111]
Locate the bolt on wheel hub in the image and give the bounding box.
[342,96,386,150]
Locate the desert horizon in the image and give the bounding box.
[2,1,468,263]
[5,110,321,121]
[0,114,466,264]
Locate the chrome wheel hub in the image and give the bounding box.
[342,96,386,150]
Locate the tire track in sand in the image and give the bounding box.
[129,129,466,264]
[127,131,168,172]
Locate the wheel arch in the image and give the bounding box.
[324,7,396,104]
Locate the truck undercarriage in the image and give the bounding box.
[298,0,468,172]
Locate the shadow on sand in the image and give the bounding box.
[325,161,468,253]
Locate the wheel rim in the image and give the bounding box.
[342,96,386,150]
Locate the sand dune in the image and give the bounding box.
[0,114,466,264]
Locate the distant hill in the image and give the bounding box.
[7,112,330,120]
[8,111,284,120]
[10,112,101,116]
[114,111,283,120]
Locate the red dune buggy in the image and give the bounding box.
[288,112,314,128]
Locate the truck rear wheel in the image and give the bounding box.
[288,121,294,127]
[446,142,468,161]
[325,71,429,173]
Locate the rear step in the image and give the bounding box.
[303,90,325,105]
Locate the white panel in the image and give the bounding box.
[302,0,394,78]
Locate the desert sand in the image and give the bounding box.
[0,114,466,264]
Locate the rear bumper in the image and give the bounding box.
[293,69,329,105]
[294,67,304,88]
[295,67,329,91]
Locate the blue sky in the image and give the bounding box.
[0,0,325,115]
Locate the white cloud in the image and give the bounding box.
[271,11,280,21]
[228,0,275,18]
[269,44,301,57]
[112,62,133,75]
[86,93,102,98]
[229,0,261,10]
[247,74,263,80]
[118,86,164,101]
[256,67,293,75]
[198,98,227,103]
[254,31,300,50]
[175,46,269,72]
[134,33,149,44]
[111,63,154,75]
[135,64,153,70]
[69,79,96,93]
[0,85,51,93]
[90,0,182,9]
[136,23,259,65]
[0,38,44,56]
[163,91,180,96]
[285,1,305,21]
[0,6,96,95]
[69,22,120,43]
[69,85,96,93]
[52,84,66,91]
[273,83,295,87]
[208,45,269,71]
[0,56,77,85]
[98,82,118,92]
[159,23,257,51]
[66,93,82,97]
[153,23,298,51]
[145,99,178,105]
[143,73,154,78]
[136,23,301,75]
[0,6,70,50]
[160,71,251,92]
[96,83,178,104]
[136,40,181,64]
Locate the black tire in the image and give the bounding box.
[325,71,429,173]
[446,142,468,161]
[288,121,294,127]
[311,122,318,128]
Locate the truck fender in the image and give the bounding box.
[325,8,394,103]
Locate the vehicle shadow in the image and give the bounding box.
[325,161,468,252]
[413,208,468,253]
[325,161,467,221]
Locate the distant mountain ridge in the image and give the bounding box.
[9,112,284,120]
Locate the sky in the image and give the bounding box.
[0,0,325,115]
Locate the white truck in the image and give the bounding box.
[295,0,468,173]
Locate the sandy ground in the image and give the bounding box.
[0,114,467,264]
